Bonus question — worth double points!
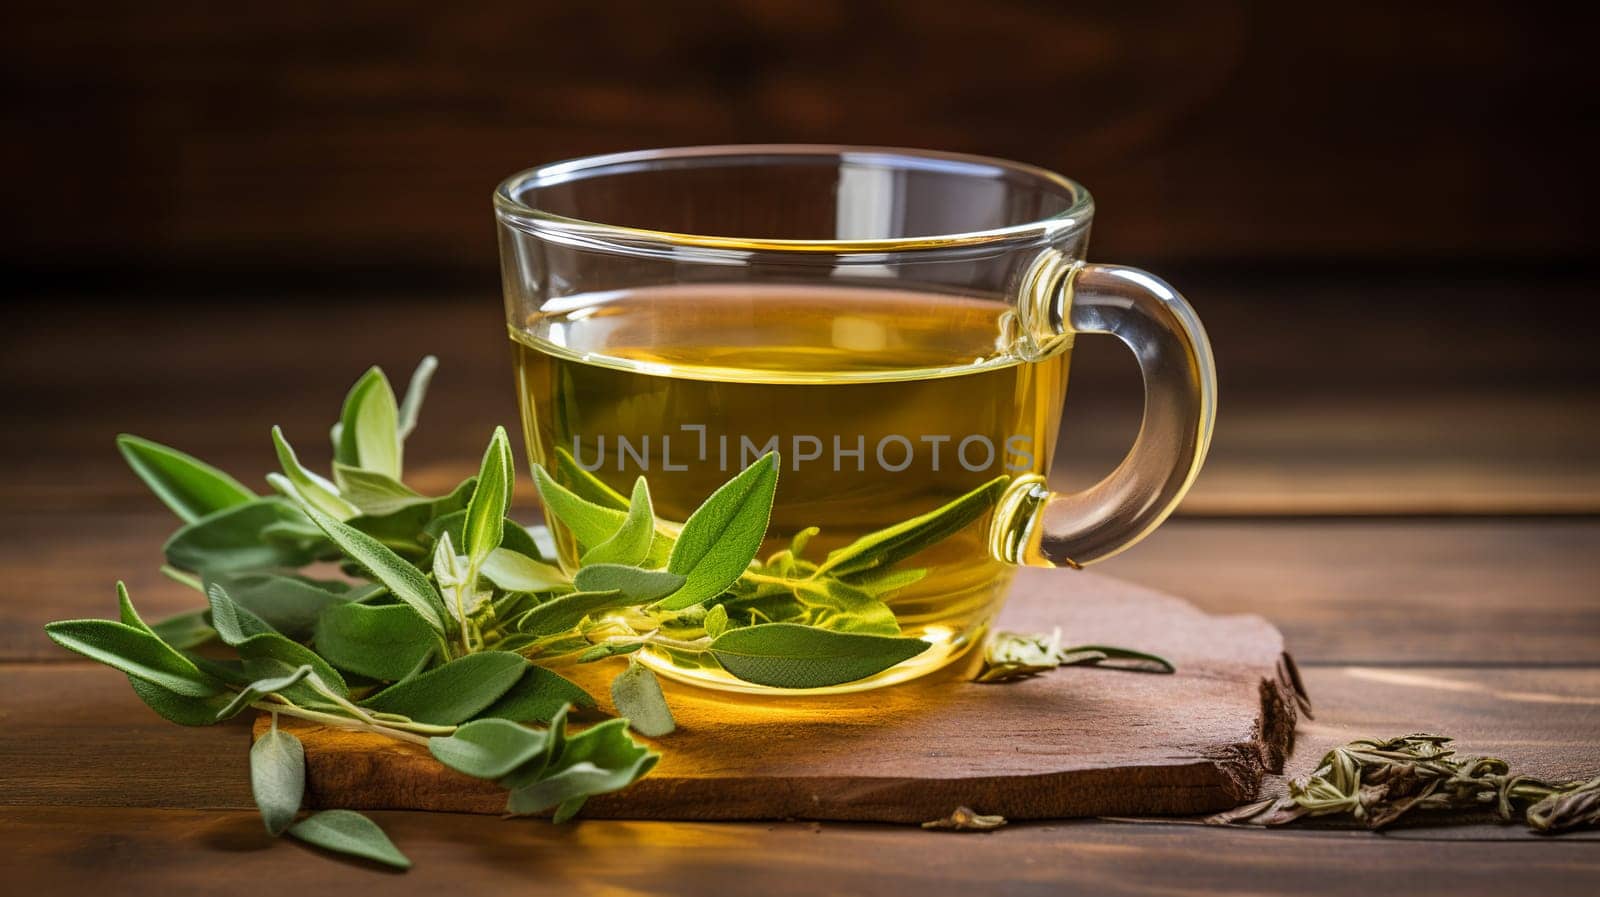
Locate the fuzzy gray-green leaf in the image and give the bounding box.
[359,651,526,725]
[429,718,551,779]
[271,426,359,519]
[661,453,778,610]
[709,624,929,688]
[163,498,323,573]
[397,355,438,440]
[533,465,629,549]
[251,721,305,835]
[463,427,513,567]
[117,434,255,523]
[479,548,569,593]
[581,476,654,567]
[45,619,221,697]
[287,810,411,870]
[334,367,402,479]
[314,602,436,681]
[294,499,448,634]
[572,565,684,603]
[815,475,1009,578]
[610,660,675,737]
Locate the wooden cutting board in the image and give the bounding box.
[254,569,1303,822]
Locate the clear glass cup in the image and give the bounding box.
[496,145,1215,693]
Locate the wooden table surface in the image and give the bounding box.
[3,276,1598,895]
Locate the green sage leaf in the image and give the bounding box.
[163,498,323,573]
[463,427,513,567]
[128,676,232,725]
[45,618,221,697]
[424,509,544,561]
[207,572,348,641]
[359,651,526,725]
[397,355,438,440]
[581,476,654,567]
[792,579,901,636]
[205,583,277,645]
[251,720,305,835]
[505,718,658,816]
[479,548,569,593]
[572,565,684,603]
[709,623,928,688]
[661,452,778,610]
[815,475,1008,578]
[333,366,402,478]
[331,464,423,516]
[287,810,411,870]
[703,604,730,639]
[271,426,360,519]
[314,602,436,681]
[552,447,630,509]
[476,666,595,723]
[293,499,448,634]
[514,590,630,638]
[235,633,349,700]
[213,665,316,721]
[533,464,628,549]
[610,660,675,737]
[116,434,255,523]
[149,610,216,650]
[429,718,551,779]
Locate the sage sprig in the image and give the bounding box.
[1211,733,1600,833]
[45,356,1035,870]
[976,628,1175,682]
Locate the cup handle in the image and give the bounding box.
[1005,261,1217,568]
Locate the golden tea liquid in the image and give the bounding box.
[511,284,1070,690]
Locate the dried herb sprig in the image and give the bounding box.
[1210,733,1600,833]
[976,627,1174,683]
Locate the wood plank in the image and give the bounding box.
[3,808,1597,896]
[7,513,1595,665]
[5,662,1596,813]
[250,571,1298,820]
[1096,519,1600,666]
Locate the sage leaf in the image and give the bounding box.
[581,476,654,567]
[533,465,628,549]
[116,434,255,523]
[479,548,569,593]
[709,624,929,688]
[552,447,630,509]
[128,676,231,726]
[271,426,360,519]
[514,590,630,638]
[163,498,323,573]
[294,499,448,634]
[572,565,684,603]
[424,509,545,561]
[476,666,595,723]
[334,366,402,479]
[397,355,438,440]
[45,618,221,697]
[661,452,778,610]
[205,583,276,645]
[213,665,316,721]
[331,464,423,515]
[287,810,411,870]
[208,572,348,641]
[235,632,349,700]
[576,642,642,663]
[703,604,730,639]
[429,718,550,779]
[792,580,900,636]
[610,660,675,737]
[500,704,570,789]
[251,719,305,835]
[815,475,1009,578]
[359,651,526,725]
[463,427,513,567]
[314,603,436,681]
[149,610,216,650]
[553,797,587,824]
[350,476,476,559]
[505,718,658,816]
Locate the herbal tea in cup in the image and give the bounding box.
[497,146,1215,693]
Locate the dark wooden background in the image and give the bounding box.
[3,3,1599,894]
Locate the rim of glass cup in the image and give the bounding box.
[493,144,1094,256]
